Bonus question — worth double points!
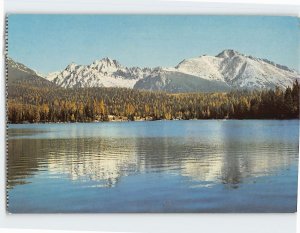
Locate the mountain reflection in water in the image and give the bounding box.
[8,133,297,189]
[7,120,299,213]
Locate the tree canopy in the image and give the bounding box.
[7,81,300,123]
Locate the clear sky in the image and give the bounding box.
[8,15,300,74]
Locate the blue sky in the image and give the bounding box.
[8,15,300,74]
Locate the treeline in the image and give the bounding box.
[7,81,299,123]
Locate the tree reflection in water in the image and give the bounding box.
[8,135,297,190]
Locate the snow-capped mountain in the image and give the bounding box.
[174,49,299,89]
[135,50,299,92]
[48,57,152,88]
[46,50,299,92]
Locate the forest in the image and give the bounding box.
[7,81,299,123]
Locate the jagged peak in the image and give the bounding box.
[65,62,78,71]
[93,57,113,64]
[92,57,122,68]
[216,49,241,59]
[101,57,114,62]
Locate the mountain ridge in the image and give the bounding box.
[46,49,299,92]
[7,57,55,88]
[7,50,300,92]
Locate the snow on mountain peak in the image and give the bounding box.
[65,63,78,72]
[90,57,122,72]
[216,49,241,59]
[46,51,300,90]
[174,50,299,89]
[93,57,116,65]
[48,57,152,88]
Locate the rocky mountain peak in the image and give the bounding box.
[65,62,78,72]
[216,49,241,59]
[91,57,122,70]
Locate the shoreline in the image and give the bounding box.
[7,118,300,125]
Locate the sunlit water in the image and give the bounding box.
[7,120,299,213]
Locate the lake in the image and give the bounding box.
[7,120,299,213]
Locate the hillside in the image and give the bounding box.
[7,57,55,88]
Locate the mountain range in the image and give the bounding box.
[8,50,300,93]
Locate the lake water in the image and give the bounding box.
[7,120,299,213]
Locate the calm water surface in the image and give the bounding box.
[7,120,299,213]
